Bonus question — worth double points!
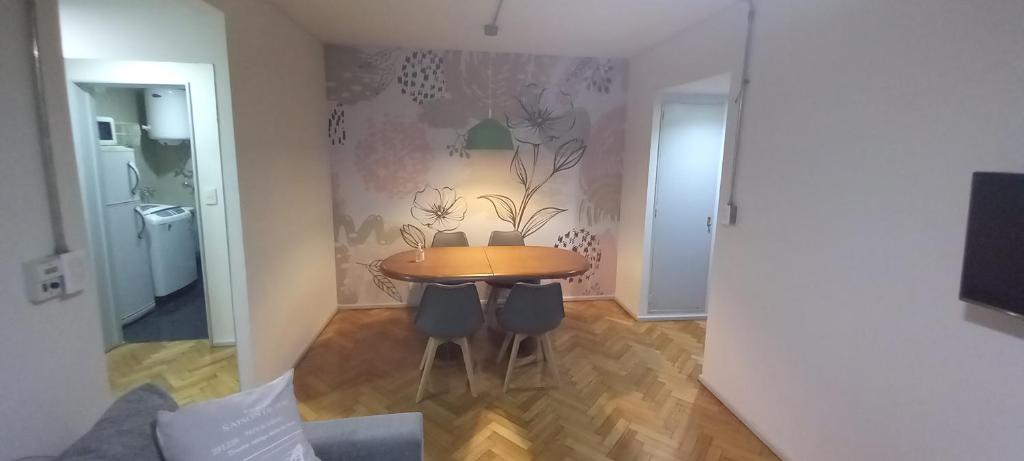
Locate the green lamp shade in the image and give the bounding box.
[465,118,514,150]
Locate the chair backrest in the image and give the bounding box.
[431,231,469,248]
[488,230,526,246]
[497,283,564,335]
[414,283,483,338]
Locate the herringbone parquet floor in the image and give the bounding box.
[107,340,239,406]
[294,300,779,461]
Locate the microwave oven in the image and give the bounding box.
[96,116,117,146]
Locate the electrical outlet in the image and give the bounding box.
[23,256,63,304]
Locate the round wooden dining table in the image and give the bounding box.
[380,246,590,358]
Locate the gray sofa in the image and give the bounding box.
[53,384,423,461]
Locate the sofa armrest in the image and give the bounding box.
[303,412,423,461]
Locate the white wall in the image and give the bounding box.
[206,0,338,385]
[59,0,242,351]
[694,0,1024,459]
[617,3,749,317]
[0,1,110,458]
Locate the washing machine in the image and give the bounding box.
[142,205,198,296]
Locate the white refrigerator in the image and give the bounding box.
[98,146,156,324]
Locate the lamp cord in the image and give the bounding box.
[488,53,493,119]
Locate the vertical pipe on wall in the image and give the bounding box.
[723,0,755,225]
[26,0,68,254]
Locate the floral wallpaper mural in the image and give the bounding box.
[326,45,626,305]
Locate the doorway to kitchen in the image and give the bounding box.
[65,60,237,349]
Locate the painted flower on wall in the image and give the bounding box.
[505,83,577,146]
[354,117,431,198]
[411,186,467,232]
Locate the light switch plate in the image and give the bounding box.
[202,187,219,206]
[59,250,88,296]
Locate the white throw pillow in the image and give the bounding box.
[156,370,320,461]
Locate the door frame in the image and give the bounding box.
[639,74,734,320]
[63,60,242,350]
[647,97,728,318]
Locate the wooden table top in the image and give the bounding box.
[379,246,590,283]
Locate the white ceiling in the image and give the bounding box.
[267,0,734,58]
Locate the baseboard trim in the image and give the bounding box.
[698,375,788,460]
[337,294,616,310]
[612,296,639,319]
[565,294,615,301]
[639,312,708,321]
[337,302,408,310]
[291,308,338,368]
[211,340,236,347]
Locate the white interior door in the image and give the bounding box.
[649,101,727,314]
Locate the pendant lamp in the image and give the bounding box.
[465,53,513,150]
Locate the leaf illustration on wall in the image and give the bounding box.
[510,146,528,186]
[334,213,401,246]
[324,46,398,104]
[360,260,402,302]
[399,224,426,248]
[522,207,567,238]
[580,105,625,225]
[418,51,557,129]
[479,194,518,225]
[553,138,586,173]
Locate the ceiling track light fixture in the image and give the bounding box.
[484,0,504,36]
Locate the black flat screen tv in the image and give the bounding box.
[959,172,1024,317]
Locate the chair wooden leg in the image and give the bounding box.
[496,332,512,364]
[503,334,525,393]
[455,338,477,396]
[416,337,439,402]
[542,334,560,387]
[419,339,431,371]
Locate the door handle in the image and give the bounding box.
[134,207,146,240]
[127,161,141,197]
[707,216,712,233]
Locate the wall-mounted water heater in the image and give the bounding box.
[144,87,189,146]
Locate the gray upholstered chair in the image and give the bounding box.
[495,282,565,392]
[487,230,526,246]
[413,283,483,402]
[431,231,469,247]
